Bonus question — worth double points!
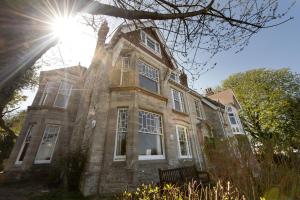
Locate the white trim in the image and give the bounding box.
[176,125,192,159]
[201,98,219,110]
[140,30,161,56]
[138,110,165,160]
[171,88,185,112]
[15,125,33,165]
[39,81,56,106]
[138,155,165,160]
[113,108,128,161]
[120,56,130,85]
[53,81,73,109]
[34,124,61,164]
[195,100,206,120]
[138,60,160,94]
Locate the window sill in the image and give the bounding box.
[138,155,165,160]
[34,160,51,164]
[172,109,189,117]
[110,86,168,102]
[28,105,66,112]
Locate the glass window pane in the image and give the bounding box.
[139,75,158,93]
[54,94,69,108]
[115,108,128,158]
[229,113,237,124]
[35,125,60,162]
[177,126,191,157]
[115,132,126,156]
[138,132,163,155]
[138,110,164,158]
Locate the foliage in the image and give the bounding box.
[204,136,300,200]
[0,59,37,170]
[49,149,88,191]
[0,110,26,170]
[119,181,245,200]
[220,68,300,153]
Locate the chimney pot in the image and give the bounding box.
[97,20,109,46]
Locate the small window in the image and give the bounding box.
[171,88,186,113]
[140,31,161,54]
[169,72,180,83]
[114,108,128,161]
[122,57,130,70]
[228,113,237,124]
[15,125,34,164]
[39,81,56,105]
[138,110,164,160]
[35,125,60,164]
[139,61,160,93]
[195,100,205,119]
[54,81,72,108]
[176,126,192,158]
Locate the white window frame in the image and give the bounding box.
[171,88,186,113]
[176,125,192,159]
[120,56,130,85]
[34,124,61,164]
[195,100,205,120]
[39,81,55,106]
[138,61,160,94]
[138,110,165,160]
[140,31,161,55]
[114,108,128,161]
[227,106,243,134]
[15,125,34,165]
[169,72,180,83]
[53,81,73,109]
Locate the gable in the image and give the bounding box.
[109,24,176,70]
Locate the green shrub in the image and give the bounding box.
[119,181,245,200]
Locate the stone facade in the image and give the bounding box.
[5,22,234,196]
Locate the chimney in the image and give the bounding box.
[205,88,214,96]
[179,70,188,87]
[96,20,109,47]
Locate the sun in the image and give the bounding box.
[51,16,79,43]
[47,15,97,68]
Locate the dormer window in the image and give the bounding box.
[140,31,161,54]
[227,106,243,134]
[169,72,180,83]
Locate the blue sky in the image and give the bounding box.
[19,1,300,110]
[194,0,300,93]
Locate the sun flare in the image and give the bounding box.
[51,16,79,43]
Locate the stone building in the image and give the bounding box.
[5,21,242,196]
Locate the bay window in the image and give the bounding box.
[54,81,72,108]
[138,110,164,160]
[39,81,56,105]
[114,108,128,161]
[35,125,60,164]
[139,61,160,93]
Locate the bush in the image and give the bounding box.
[119,181,245,200]
[61,149,87,191]
[204,136,300,199]
[47,149,87,191]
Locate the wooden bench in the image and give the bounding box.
[158,165,211,187]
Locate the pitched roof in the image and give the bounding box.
[107,20,178,69]
[208,89,241,110]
